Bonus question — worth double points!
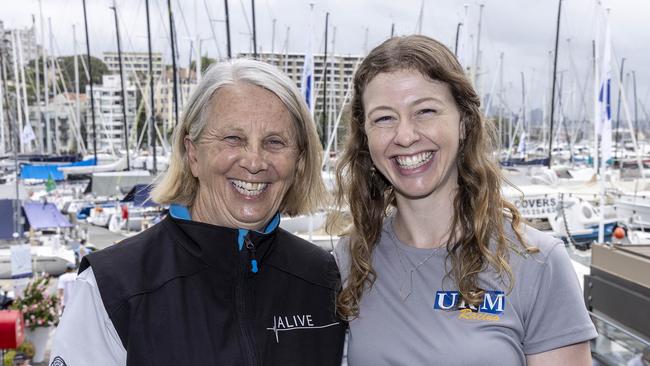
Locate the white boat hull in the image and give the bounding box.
[0,245,76,279]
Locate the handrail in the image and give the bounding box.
[589,311,650,348]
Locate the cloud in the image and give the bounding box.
[1,0,648,112]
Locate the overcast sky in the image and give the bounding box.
[2,0,649,120]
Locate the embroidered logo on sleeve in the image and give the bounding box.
[433,291,505,321]
[50,356,68,366]
[266,314,340,343]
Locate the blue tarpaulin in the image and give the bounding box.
[22,202,72,230]
[20,165,65,180]
[20,158,97,181]
[121,184,157,207]
[0,199,23,239]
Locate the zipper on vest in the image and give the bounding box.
[235,234,259,366]
[245,237,259,273]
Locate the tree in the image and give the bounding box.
[21,55,108,103]
[55,55,109,92]
[189,56,216,74]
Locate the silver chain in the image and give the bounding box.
[389,233,442,301]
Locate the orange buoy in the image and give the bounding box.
[613,227,626,240]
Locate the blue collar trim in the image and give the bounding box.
[169,203,191,220]
[237,213,280,250]
[169,203,281,251]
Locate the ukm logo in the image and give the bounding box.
[433,291,505,314]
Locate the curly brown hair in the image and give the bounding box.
[334,35,530,319]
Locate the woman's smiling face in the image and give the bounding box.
[363,69,463,200]
[186,83,298,230]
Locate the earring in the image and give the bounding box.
[458,140,466,163]
[368,165,381,199]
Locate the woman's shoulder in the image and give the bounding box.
[501,223,579,294]
[504,222,566,264]
[82,217,175,273]
[269,229,341,290]
[81,217,208,313]
[332,236,351,281]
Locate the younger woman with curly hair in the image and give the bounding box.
[333,35,596,365]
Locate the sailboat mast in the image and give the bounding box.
[320,12,329,147]
[33,15,43,153]
[0,51,21,237]
[48,18,56,154]
[167,0,179,127]
[73,24,81,153]
[224,0,232,59]
[416,0,424,34]
[82,0,98,162]
[251,0,257,58]
[283,26,290,73]
[474,4,484,91]
[521,71,526,157]
[111,1,130,171]
[547,0,562,168]
[271,18,276,54]
[18,29,32,152]
[204,0,222,59]
[614,58,625,163]
[632,70,638,144]
[498,52,503,149]
[146,0,157,174]
[330,25,337,153]
[40,0,50,154]
[454,22,462,56]
[0,51,5,154]
[10,32,23,152]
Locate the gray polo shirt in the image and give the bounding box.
[334,216,597,365]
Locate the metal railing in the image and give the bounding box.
[590,311,650,365]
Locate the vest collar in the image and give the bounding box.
[167,203,281,271]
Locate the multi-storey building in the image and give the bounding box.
[34,93,88,153]
[0,21,41,77]
[153,67,197,133]
[237,52,363,118]
[103,52,163,85]
[86,75,136,152]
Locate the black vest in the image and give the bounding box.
[80,215,346,366]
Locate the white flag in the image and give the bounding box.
[301,52,314,114]
[21,123,36,145]
[301,4,315,116]
[598,19,612,164]
[517,132,527,158]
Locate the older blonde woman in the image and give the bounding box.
[333,35,597,365]
[51,59,345,365]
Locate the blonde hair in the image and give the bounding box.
[151,59,325,216]
[335,35,528,319]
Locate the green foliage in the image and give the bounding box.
[3,350,14,366]
[189,56,217,73]
[2,341,34,366]
[18,341,34,358]
[9,55,109,104]
[10,276,60,331]
[55,55,109,91]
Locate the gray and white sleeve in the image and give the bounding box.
[521,243,598,355]
[332,237,351,284]
[49,267,127,366]
[332,237,350,366]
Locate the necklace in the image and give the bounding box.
[389,232,442,301]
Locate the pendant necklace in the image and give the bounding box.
[390,233,442,301]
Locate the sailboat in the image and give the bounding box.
[0,70,76,279]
